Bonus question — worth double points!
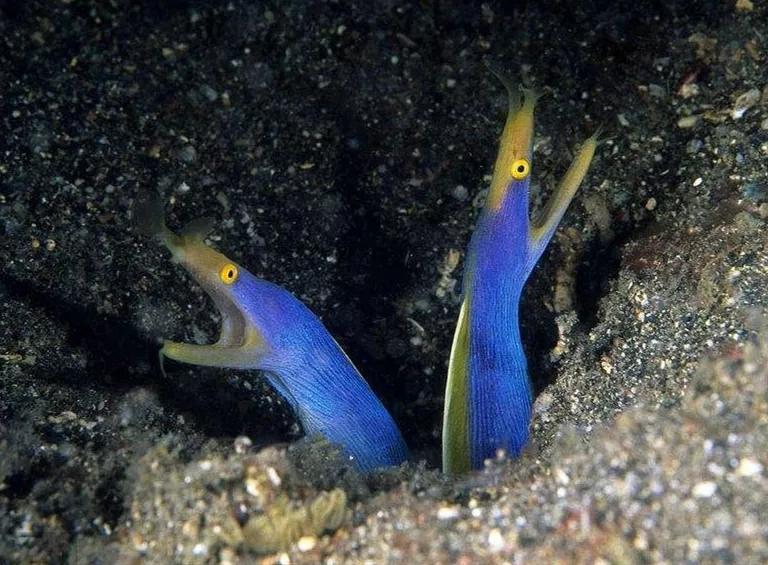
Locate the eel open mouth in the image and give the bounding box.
[133,192,265,368]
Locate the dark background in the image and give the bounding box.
[1,0,766,561]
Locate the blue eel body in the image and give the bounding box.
[442,77,597,473]
[226,275,410,471]
[464,178,533,469]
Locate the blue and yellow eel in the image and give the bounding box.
[442,73,597,474]
[134,194,409,472]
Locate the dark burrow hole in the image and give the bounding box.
[5,467,45,501]
[95,469,127,529]
[520,290,560,397]
[573,236,625,329]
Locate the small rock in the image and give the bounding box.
[437,506,460,520]
[297,536,316,552]
[177,145,197,163]
[648,84,666,98]
[452,184,468,201]
[234,435,253,454]
[735,458,763,477]
[266,466,281,487]
[200,84,219,102]
[686,139,703,153]
[192,543,208,556]
[677,115,699,128]
[731,88,761,119]
[488,529,505,552]
[692,481,717,498]
[679,81,700,98]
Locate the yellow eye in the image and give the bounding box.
[510,158,530,180]
[219,263,239,285]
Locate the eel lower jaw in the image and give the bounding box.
[161,340,240,367]
[160,297,267,370]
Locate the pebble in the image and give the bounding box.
[234,436,253,454]
[200,84,218,102]
[245,477,260,497]
[686,139,703,153]
[692,481,717,498]
[437,506,460,520]
[488,529,505,552]
[192,543,208,556]
[297,536,317,551]
[177,144,197,163]
[648,84,666,98]
[452,184,468,201]
[735,458,763,477]
[731,88,761,119]
[266,466,282,487]
[677,115,699,128]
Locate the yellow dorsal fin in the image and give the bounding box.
[442,299,471,474]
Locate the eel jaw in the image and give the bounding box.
[160,287,268,370]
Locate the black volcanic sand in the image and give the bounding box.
[2,1,767,562]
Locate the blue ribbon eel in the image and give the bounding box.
[442,72,597,474]
[134,193,409,473]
